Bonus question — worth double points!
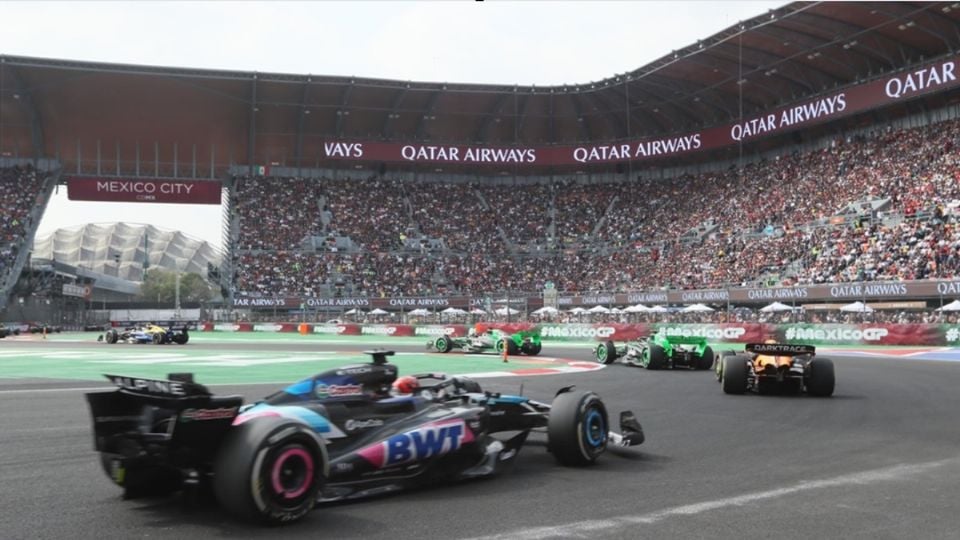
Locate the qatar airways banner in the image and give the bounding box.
[67,177,222,204]
[309,55,959,167]
[234,278,960,311]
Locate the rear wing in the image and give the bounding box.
[105,374,210,401]
[87,373,242,457]
[661,335,708,346]
[745,343,816,356]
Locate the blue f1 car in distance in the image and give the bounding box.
[86,350,645,524]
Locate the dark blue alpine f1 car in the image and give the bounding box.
[85,350,645,524]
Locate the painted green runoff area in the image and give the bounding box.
[0,334,560,384]
[2,332,926,385]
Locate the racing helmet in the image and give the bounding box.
[392,375,420,395]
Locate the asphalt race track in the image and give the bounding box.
[2,338,960,539]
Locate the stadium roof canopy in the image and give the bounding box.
[32,223,221,282]
[1,1,959,175]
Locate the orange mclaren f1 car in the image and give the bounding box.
[715,342,835,396]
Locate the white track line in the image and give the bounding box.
[464,457,957,540]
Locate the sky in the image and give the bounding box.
[2,0,785,250]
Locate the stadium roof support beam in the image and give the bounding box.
[246,75,258,173]
[335,83,353,137]
[681,51,815,103]
[514,92,533,142]
[474,92,511,143]
[616,83,670,135]
[758,23,887,79]
[747,26,855,87]
[789,12,904,68]
[415,90,441,140]
[548,93,557,144]
[868,4,954,53]
[587,90,628,139]
[382,88,407,139]
[707,43,839,95]
[568,93,592,142]
[629,76,736,126]
[3,62,45,162]
[294,77,311,172]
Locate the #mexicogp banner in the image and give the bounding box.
[204,322,960,347]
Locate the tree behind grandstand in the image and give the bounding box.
[139,269,214,303]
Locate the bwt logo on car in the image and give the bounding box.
[540,326,616,338]
[357,419,474,468]
[785,327,889,341]
[362,326,397,335]
[662,326,746,340]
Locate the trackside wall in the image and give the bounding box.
[197,322,960,347]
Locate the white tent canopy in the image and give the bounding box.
[839,301,873,312]
[369,308,388,315]
[494,307,520,316]
[759,301,794,312]
[936,299,960,311]
[624,304,649,313]
[345,308,364,315]
[647,305,669,313]
[469,308,487,315]
[532,306,560,315]
[408,308,431,316]
[587,305,610,313]
[568,307,586,314]
[682,303,714,312]
[441,307,467,314]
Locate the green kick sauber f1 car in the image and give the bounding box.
[594,332,714,370]
[428,328,543,356]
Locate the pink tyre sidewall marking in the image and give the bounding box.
[270,447,314,499]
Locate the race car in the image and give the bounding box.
[595,332,714,370]
[27,321,61,334]
[85,350,644,524]
[715,342,835,396]
[0,323,21,338]
[100,324,189,345]
[427,328,542,355]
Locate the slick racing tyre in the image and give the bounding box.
[696,346,715,371]
[152,332,164,345]
[521,341,542,355]
[595,340,618,364]
[721,355,749,395]
[214,417,326,524]
[806,358,835,397]
[496,338,520,356]
[716,351,735,381]
[172,333,189,345]
[643,344,667,370]
[434,335,454,353]
[548,391,609,466]
[105,329,119,344]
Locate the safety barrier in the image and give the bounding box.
[198,322,960,346]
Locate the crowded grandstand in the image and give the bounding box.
[1,1,959,325]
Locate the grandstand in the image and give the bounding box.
[2,1,960,321]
